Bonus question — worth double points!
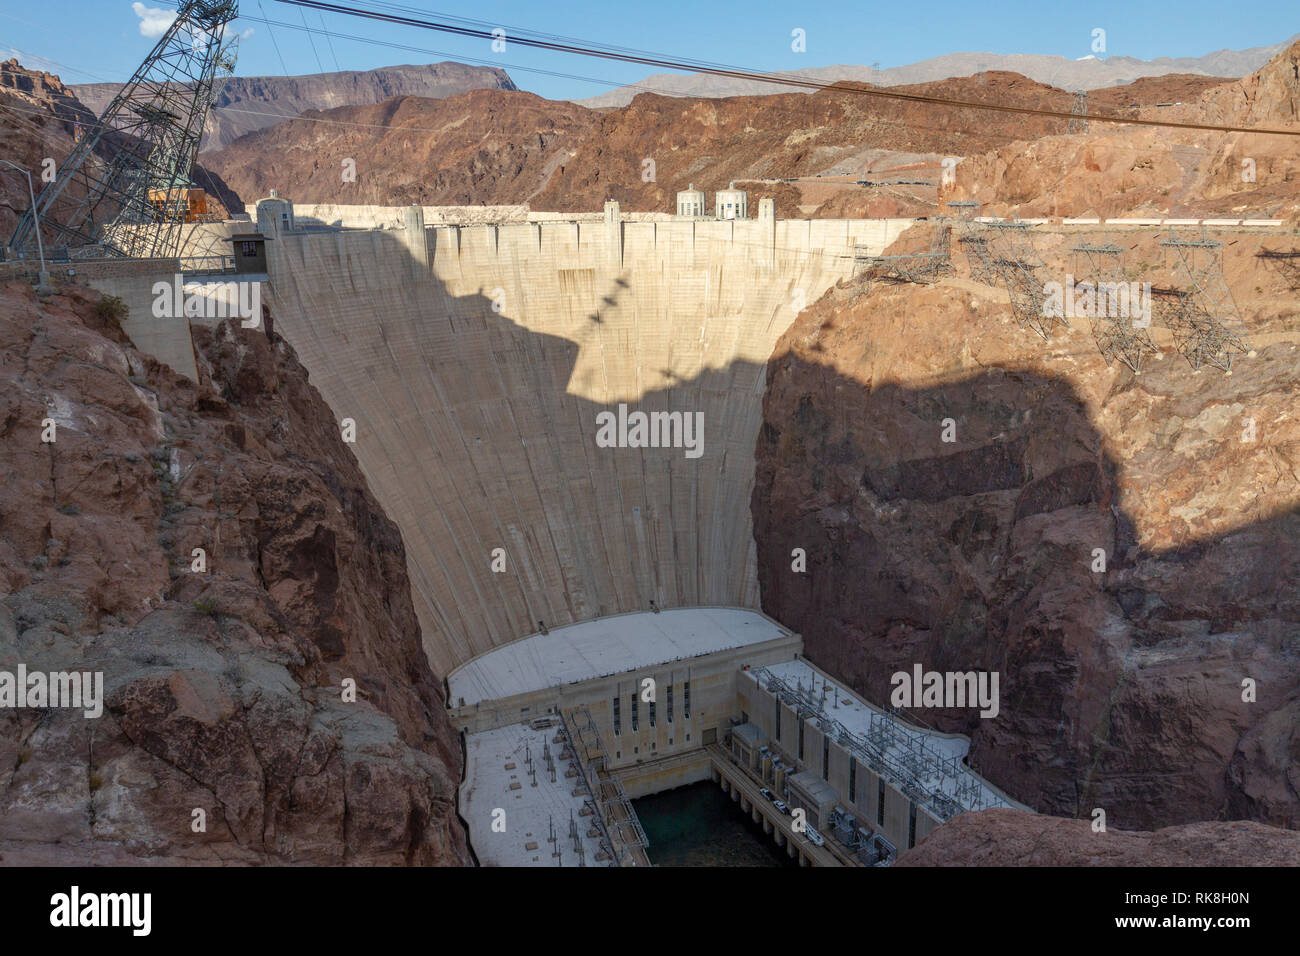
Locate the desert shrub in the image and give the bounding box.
[94,295,128,328]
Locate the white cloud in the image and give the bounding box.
[239,27,255,40]
[132,2,177,39]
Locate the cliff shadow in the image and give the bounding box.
[752,348,1300,831]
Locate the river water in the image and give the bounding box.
[633,781,798,867]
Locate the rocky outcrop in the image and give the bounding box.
[204,89,597,211]
[0,282,470,865]
[73,62,518,151]
[898,808,1300,866]
[0,60,98,237]
[752,229,1300,831]
[576,44,1278,108]
[948,40,1300,221]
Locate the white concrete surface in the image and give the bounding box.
[461,720,611,867]
[449,607,789,707]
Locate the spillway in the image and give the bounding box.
[256,198,911,675]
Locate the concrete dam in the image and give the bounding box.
[69,196,1027,865]
[254,197,911,675]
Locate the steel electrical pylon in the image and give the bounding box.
[986,220,1059,340]
[9,0,238,260]
[1072,238,1159,373]
[1159,228,1250,372]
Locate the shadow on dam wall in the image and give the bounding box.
[260,220,847,675]
[752,350,1300,829]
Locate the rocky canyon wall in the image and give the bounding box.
[0,282,469,865]
[752,228,1300,831]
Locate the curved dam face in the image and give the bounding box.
[258,202,911,675]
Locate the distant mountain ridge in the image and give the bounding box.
[72,62,517,150]
[576,36,1300,107]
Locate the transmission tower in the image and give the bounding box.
[1072,238,1159,372]
[986,221,1059,340]
[1067,90,1089,133]
[949,200,998,285]
[9,0,239,260]
[1158,228,1250,372]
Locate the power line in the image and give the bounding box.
[270,0,1300,139]
[319,11,342,72]
[258,0,291,75]
[299,7,326,74]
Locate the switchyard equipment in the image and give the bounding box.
[1158,229,1250,372]
[752,666,1015,825]
[9,0,238,260]
[1071,238,1159,373]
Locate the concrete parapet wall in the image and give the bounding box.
[271,203,685,229]
[261,213,912,674]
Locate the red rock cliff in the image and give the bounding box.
[752,230,1300,832]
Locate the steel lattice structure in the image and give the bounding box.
[986,220,1060,340]
[1071,239,1159,372]
[9,0,238,260]
[955,215,1061,339]
[853,217,953,287]
[1067,90,1089,133]
[949,201,999,285]
[1158,229,1250,372]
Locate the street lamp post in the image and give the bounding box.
[0,160,51,293]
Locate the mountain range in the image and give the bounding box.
[576,36,1300,107]
[72,62,516,150]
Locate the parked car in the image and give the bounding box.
[806,826,825,847]
[773,800,790,815]
[760,788,774,802]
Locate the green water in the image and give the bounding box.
[634,781,798,867]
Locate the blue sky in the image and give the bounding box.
[1,0,1295,99]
